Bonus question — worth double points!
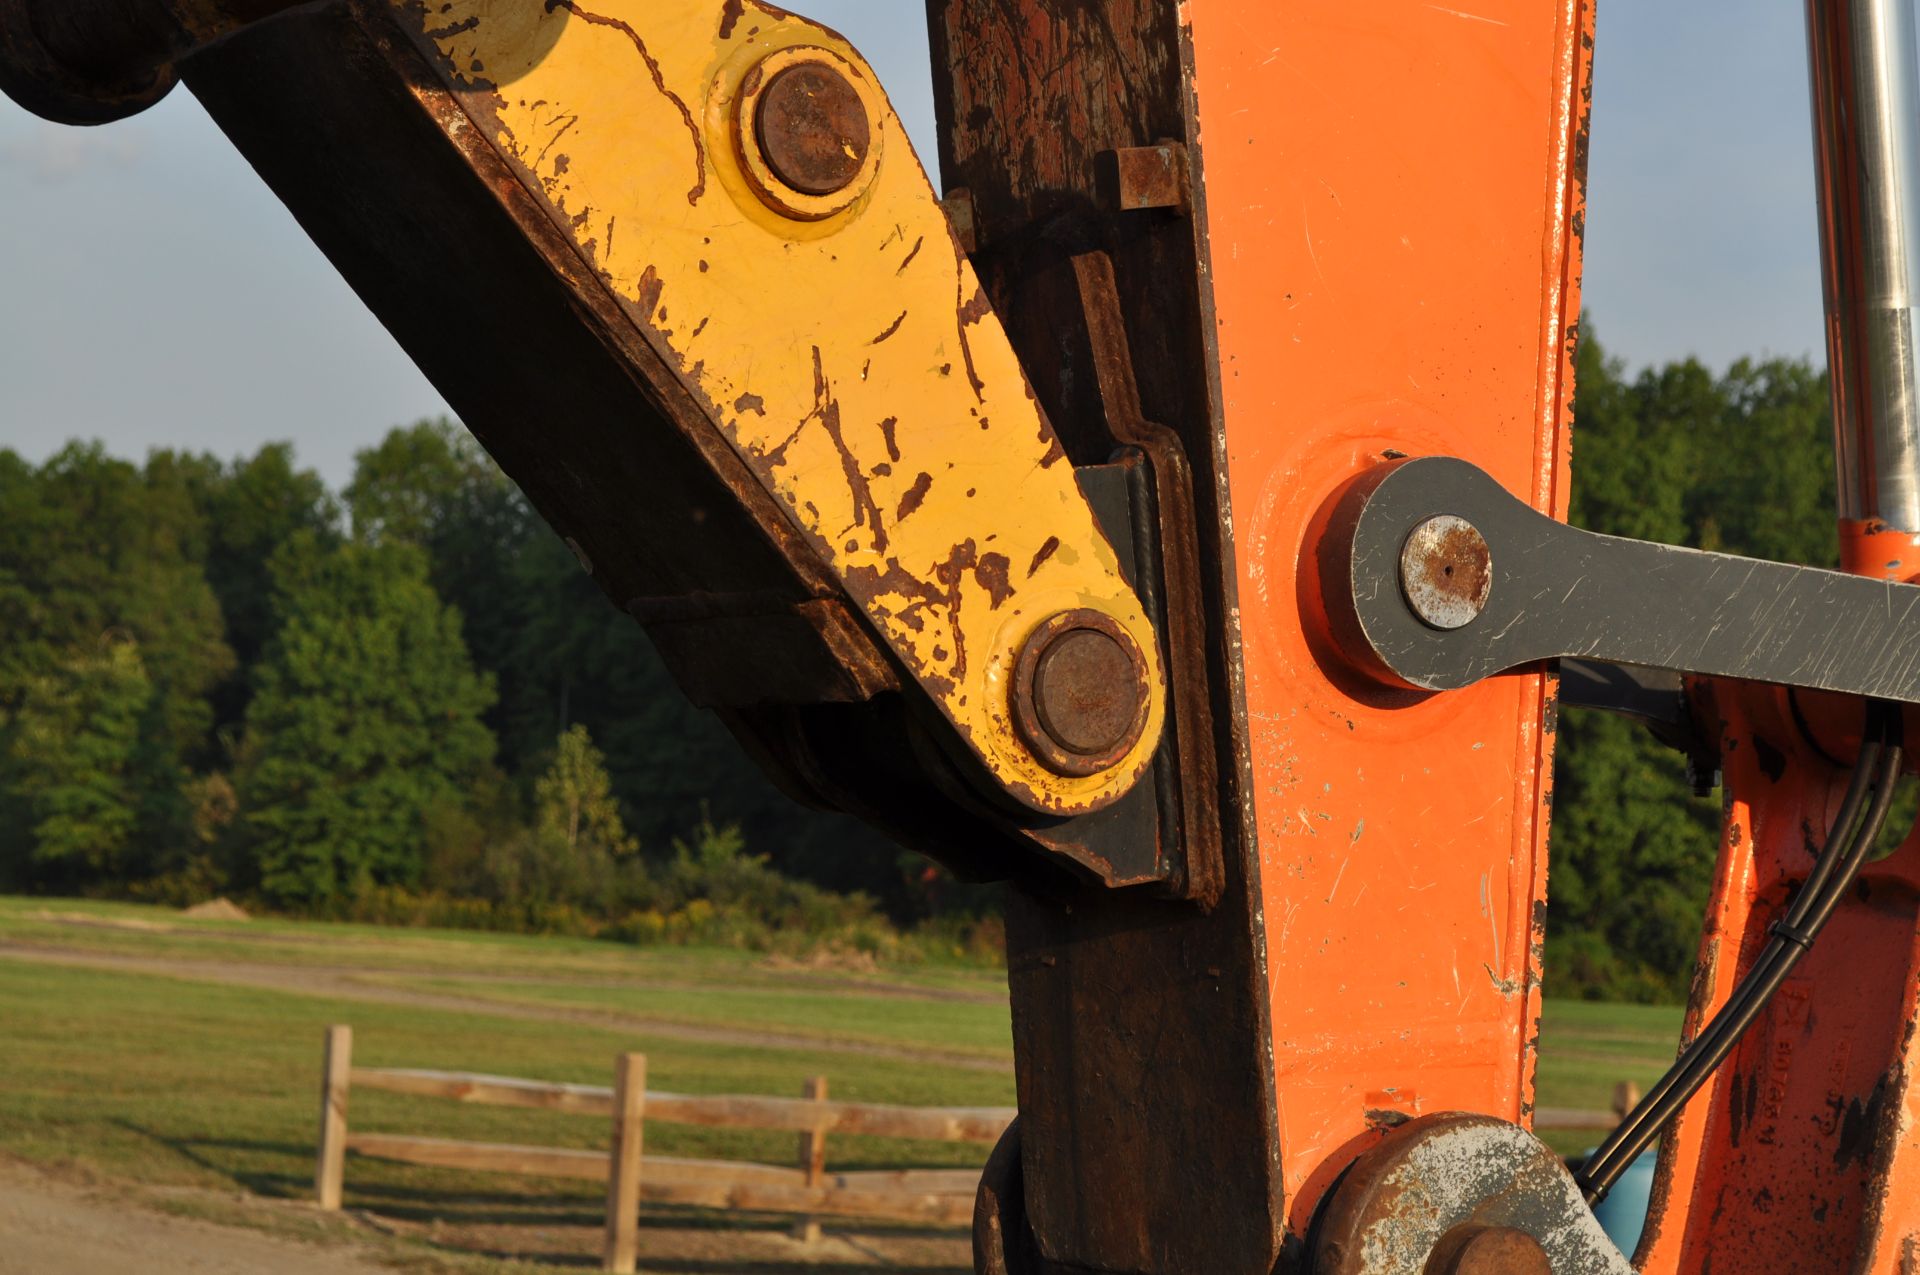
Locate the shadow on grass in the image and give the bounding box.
[111,1122,312,1198]
[367,1208,973,1274]
[118,1123,590,1211]
[113,1121,971,1272]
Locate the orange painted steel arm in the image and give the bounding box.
[932,0,1595,1267]
[1184,0,1592,1230]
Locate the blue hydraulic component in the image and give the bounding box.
[1589,1149,1657,1258]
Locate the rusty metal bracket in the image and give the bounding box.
[1068,249,1224,904]
[0,0,1170,819]
[1097,142,1191,215]
[1331,456,1920,705]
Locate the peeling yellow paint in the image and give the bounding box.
[391,0,1163,813]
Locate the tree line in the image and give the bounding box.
[0,420,986,959]
[0,324,1861,995]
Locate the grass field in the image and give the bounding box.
[0,896,1682,1270]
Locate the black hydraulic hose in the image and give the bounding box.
[1578,704,1906,1204]
[1578,732,1885,1199]
[1779,728,1887,926]
[1579,740,1900,1203]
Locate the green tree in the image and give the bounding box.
[536,725,639,860]
[1688,356,1838,567]
[234,533,496,905]
[0,445,236,888]
[1547,709,1721,1001]
[174,443,340,735]
[476,725,644,911]
[345,421,536,757]
[1567,333,1693,547]
[0,444,234,763]
[0,640,155,891]
[345,421,915,910]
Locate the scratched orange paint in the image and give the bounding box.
[1184,0,1593,1228]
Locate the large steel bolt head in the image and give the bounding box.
[736,48,880,220]
[754,61,870,196]
[1400,513,1493,630]
[1012,610,1152,778]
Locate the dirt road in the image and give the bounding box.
[0,1154,972,1275]
[0,1159,389,1275]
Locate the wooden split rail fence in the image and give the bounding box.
[1535,1081,1644,1134]
[312,1025,1015,1273]
[313,1026,1641,1271]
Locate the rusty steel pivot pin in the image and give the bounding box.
[755,61,869,195]
[1012,610,1152,778]
[1400,513,1493,630]
[1431,1225,1552,1275]
[736,48,880,220]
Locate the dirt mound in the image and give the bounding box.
[182,898,251,922]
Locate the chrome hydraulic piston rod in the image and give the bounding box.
[1808,0,1920,532]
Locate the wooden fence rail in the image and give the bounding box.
[313,1025,1643,1271]
[1534,1081,1644,1134]
[311,1025,1013,1273]
[346,1064,1015,1141]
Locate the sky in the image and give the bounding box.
[0,2,1829,486]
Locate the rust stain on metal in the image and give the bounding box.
[752,59,869,196]
[897,233,925,273]
[929,0,1179,214]
[1102,142,1188,212]
[1012,609,1151,778]
[953,280,990,400]
[804,346,884,550]
[974,550,1012,606]
[896,471,932,520]
[1400,514,1492,630]
[1027,535,1060,577]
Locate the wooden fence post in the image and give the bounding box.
[315,1024,353,1210]
[1612,1080,1641,1125]
[792,1075,830,1243]
[604,1052,648,1274]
